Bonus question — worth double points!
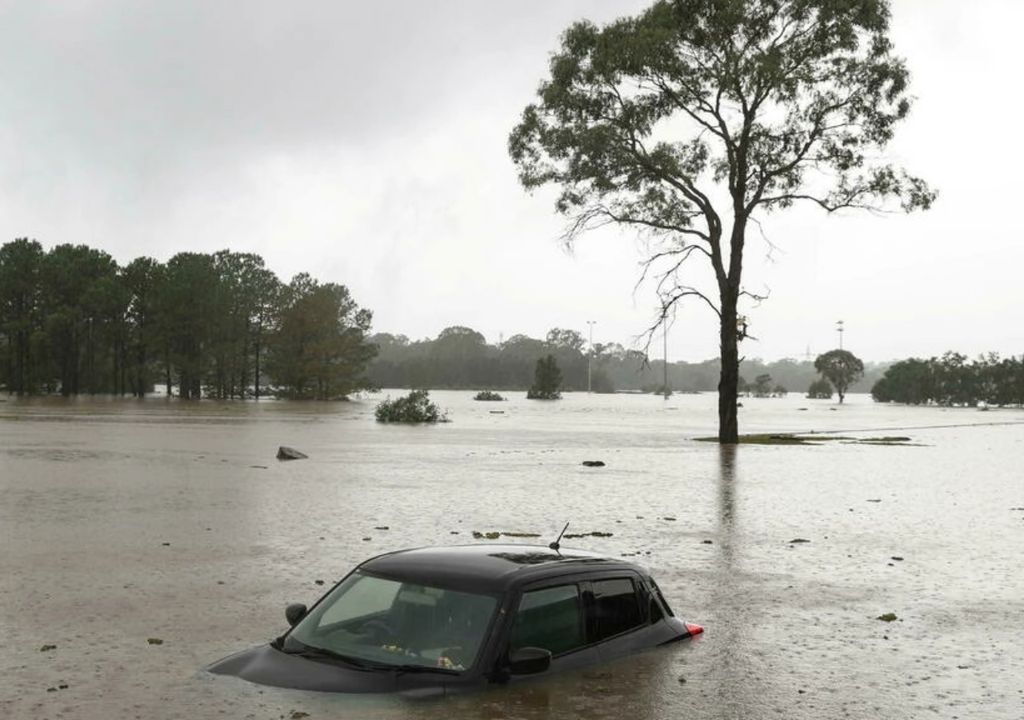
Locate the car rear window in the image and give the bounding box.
[590,578,642,641]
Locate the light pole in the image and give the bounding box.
[836,320,845,350]
[586,320,596,393]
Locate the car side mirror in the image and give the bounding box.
[285,603,308,626]
[509,647,552,675]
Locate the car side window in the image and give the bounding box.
[590,578,642,641]
[509,584,584,656]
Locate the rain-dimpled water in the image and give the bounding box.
[1,392,1022,719]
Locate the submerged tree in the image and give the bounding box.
[527,354,563,399]
[268,273,376,400]
[814,349,864,403]
[807,377,833,399]
[510,0,933,442]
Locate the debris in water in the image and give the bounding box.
[876,613,898,622]
[891,556,904,561]
[663,516,677,521]
[250,465,268,469]
[582,460,606,467]
[867,499,882,503]
[147,638,164,645]
[40,644,57,652]
[277,446,308,461]
[374,526,389,530]
[701,540,713,545]
[314,579,324,585]
[789,538,811,544]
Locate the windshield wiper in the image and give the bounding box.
[390,663,461,676]
[280,645,374,671]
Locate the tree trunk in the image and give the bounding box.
[718,299,739,444]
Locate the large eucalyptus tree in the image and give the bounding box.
[510,0,933,442]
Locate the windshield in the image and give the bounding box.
[283,571,498,672]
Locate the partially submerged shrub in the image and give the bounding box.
[807,378,833,399]
[375,389,445,423]
[473,390,505,401]
[527,355,562,399]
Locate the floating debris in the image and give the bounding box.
[582,460,606,467]
[147,638,164,645]
[564,531,613,539]
[39,644,57,652]
[891,556,904,561]
[789,538,811,544]
[701,540,713,545]
[314,579,324,585]
[374,526,389,531]
[876,613,898,622]
[277,446,308,461]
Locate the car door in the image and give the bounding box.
[505,580,599,679]
[585,573,656,662]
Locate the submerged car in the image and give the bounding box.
[207,544,703,694]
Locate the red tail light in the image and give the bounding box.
[685,622,704,636]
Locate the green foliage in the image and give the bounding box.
[872,352,1024,407]
[814,349,865,403]
[473,390,505,401]
[267,273,376,400]
[510,0,932,442]
[527,354,563,399]
[375,389,444,423]
[0,240,372,400]
[752,373,773,397]
[807,378,834,399]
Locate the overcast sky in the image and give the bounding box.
[1,0,1021,363]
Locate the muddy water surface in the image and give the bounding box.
[1,392,1022,719]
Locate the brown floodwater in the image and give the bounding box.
[1,391,1022,719]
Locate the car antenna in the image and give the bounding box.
[549,522,570,552]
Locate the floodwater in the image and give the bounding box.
[1,391,1022,720]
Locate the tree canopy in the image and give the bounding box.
[510,0,933,441]
[814,348,864,403]
[0,240,375,399]
[527,354,563,399]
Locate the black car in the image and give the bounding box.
[207,544,703,694]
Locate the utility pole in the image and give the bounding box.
[586,320,596,393]
[836,320,845,350]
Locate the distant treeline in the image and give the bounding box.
[872,352,1024,407]
[367,327,887,394]
[0,239,376,399]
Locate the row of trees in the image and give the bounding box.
[366,325,886,394]
[871,352,1024,407]
[0,239,376,399]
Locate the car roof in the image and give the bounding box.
[357,544,647,594]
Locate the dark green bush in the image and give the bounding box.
[473,390,505,401]
[375,389,444,423]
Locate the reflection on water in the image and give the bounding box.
[1,392,1023,719]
